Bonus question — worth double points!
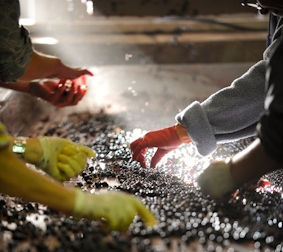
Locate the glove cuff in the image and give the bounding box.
[35,137,50,170]
[72,188,87,218]
[175,124,191,144]
[73,188,98,219]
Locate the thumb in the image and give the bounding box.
[78,145,96,158]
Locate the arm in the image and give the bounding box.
[130,61,267,167]
[257,33,283,165]
[0,1,93,106]
[0,123,156,231]
[230,138,281,186]
[176,60,266,156]
[19,50,93,81]
[0,80,30,93]
[197,35,283,201]
[0,78,89,108]
[196,138,281,201]
[10,136,95,181]
[0,122,75,212]
[233,26,283,183]
[0,147,76,214]
[227,34,283,184]
[1,143,157,232]
[176,22,283,157]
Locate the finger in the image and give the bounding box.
[150,148,172,168]
[70,86,85,106]
[79,69,94,76]
[130,138,140,152]
[61,82,76,106]
[109,207,134,231]
[61,145,80,156]
[57,162,77,179]
[106,215,120,231]
[50,84,67,106]
[72,78,78,91]
[116,216,134,232]
[47,165,62,181]
[136,152,146,168]
[131,139,148,161]
[58,153,87,172]
[64,69,94,79]
[133,197,156,227]
[58,79,67,86]
[62,143,95,158]
[77,144,96,158]
[70,152,89,169]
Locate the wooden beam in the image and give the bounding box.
[89,0,258,16]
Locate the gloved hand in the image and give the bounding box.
[34,137,96,181]
[72,189,157,232]
[130,124,191,168]
[0,123,11,149]
[29,76,88,108]
[196,161,238,201]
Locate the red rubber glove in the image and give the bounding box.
[130,124,191,168]
[29,76,88,108]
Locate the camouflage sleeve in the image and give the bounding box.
[0,0,33,82]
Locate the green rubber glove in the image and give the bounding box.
[196,161,238,201]
[36,137,96,181]
[72,189,157,232]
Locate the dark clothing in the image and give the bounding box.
[0,0,33,82]
[258,31,283,164]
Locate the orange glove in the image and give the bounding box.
[130,124,191,168]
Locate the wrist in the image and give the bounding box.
[29,80,39,96]
[24,138,43,164]
[175,124,191,144]
[73,188,88,218]
[11,137,28,159]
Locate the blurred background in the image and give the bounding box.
[2,0,269,134]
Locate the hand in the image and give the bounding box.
[130,124,191,168]
[34,137,96,181]
[196,161,238,201]
[30,77,88,107]
[53,63,93,80]
[73,189,156,232]
[20,52,94,81]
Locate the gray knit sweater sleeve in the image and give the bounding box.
[175,62,265,156]
[175,39,280,157]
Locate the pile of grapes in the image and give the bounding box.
[1,111,283,252]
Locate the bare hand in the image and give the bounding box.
[20,52,94,81]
